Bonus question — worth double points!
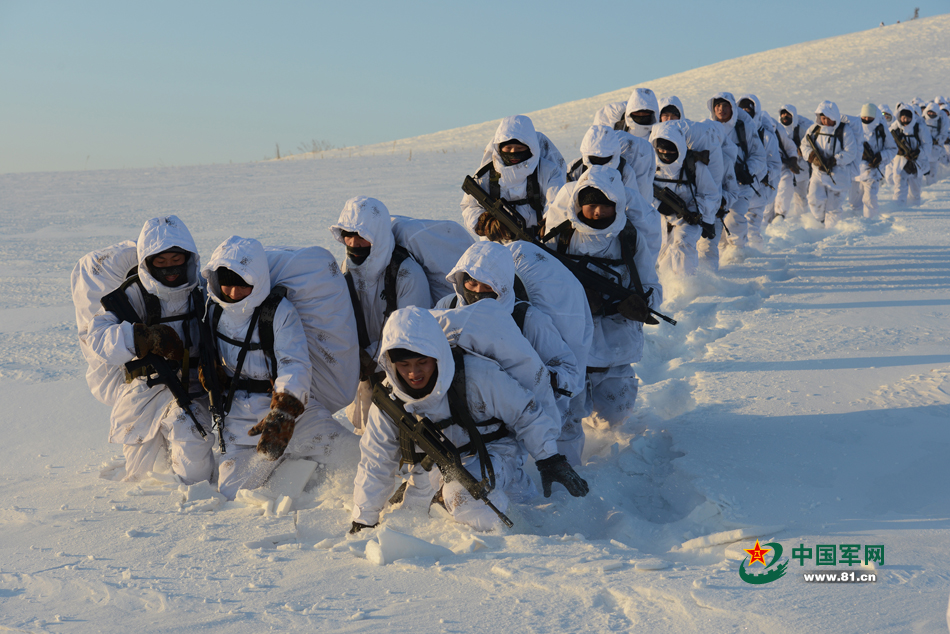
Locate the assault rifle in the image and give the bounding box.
[653,184,702,225]
[891,129,919,171]
[863,142,884,178]
[100,289,208,438]
[804,133,836,185]
[462,175,676,325]
[196,307,227,453]
[371,382,514,528]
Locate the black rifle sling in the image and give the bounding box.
[382,245,411,319]
[734,118,750,166]
[219,298,268,416]
[513,274,530,303]
[256,286,287,382]
[344,272,371,351]
[619,223,646,297]
[476,162,544,228]
[446,347,500,490]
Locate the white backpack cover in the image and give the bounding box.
[265,246,360,414]
[71,240,140,405]
[389,215,475,306]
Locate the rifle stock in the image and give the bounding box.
[462,176,676,326]
[371,382,513,528]
[653,184,701,225]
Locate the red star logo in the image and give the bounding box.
[745,540,771,567]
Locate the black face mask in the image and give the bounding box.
[500,148,533,166]
[861,117,875,125]
[655,139,679,164]
[147,255,190,288]
[580,213,615,230]
[628,112,655,126]
[588,155,612,166]
[462,286,498,305]
[780,113,793,125]
[346,245,371,265]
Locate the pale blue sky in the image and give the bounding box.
[1,1,943,173]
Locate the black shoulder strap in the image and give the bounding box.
[875,123,886,144]
[567,158,584,182]
[793,123,803,148]
[619,221,646,297]
[512,301,529,333]
[220,297,269,415]
[512,274,529,303]
[447,347,496,490]
[383,245,412,319]
[475,162,501,200]
[477,162,544,226]
[734,118,749,160]
[118,274,162,325]
[256,286,288,382]
[345,272,370,351]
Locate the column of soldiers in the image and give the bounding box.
[77,89,949,534]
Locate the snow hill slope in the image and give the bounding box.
[287,13,950,161]
[2,14,950,634]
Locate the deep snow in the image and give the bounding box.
[2,14,950,634]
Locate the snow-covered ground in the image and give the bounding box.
[2,14,950,634]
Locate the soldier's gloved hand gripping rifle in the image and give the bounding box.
[462,176,676,325]
[371,382,514,528]
[100,289,208,439]
[804,133,836,185]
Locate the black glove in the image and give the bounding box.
[657,201,676,216]
[716,198,729,219]
[133,323,184,361]
[248,392,305,460]
[827,155,837,168]
[903,161,918,175]
[682,210,702,226]
[584,287,604,316]
[349,521,377,534]
[700,222,716,240]
[783,157,801,174]
[735,162,753,185]
[616,293,659,324]
[870,152,882,168]
[537,454,589,498]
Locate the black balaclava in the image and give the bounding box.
[628,111,655,126]
[660,104,681,120]
[899,109,913,123]
[738,98,755,117]
[340,230,371,265]
[499,138,532,166]
[588,155,613,166]
[216,267,252,303]
[779,110,793,125]
[576,187,617,229]
[655,138,679,164]
[387,348,439,399]
[146,247,190,288]
[461,273,498,305]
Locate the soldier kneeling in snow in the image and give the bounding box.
[201,236,341,500]
[350,307,588,533]
[87,216,215,483]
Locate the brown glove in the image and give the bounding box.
[198,361,230,392]
[248,392,306,460]
[474,212,515,243]
[616,294,660,325]
[133,323,184,361]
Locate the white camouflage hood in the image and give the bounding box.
[624,88,659,138]
[708,92,738,130]
[579,125,622,171]
[592,101,627,129]
[377,307,454,412]
[330,196,396,282]
[567,165,627,258]
[738,93,765,126]
[202,235,272,316]
[482,115,542,201]
[815,100,841,130]
[650,121,688,179]
[446,241,516,313]
[658,95,685,121]
[135,215,200,302]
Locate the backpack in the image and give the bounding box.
[71,240,141,405]
[389,215,474,307]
